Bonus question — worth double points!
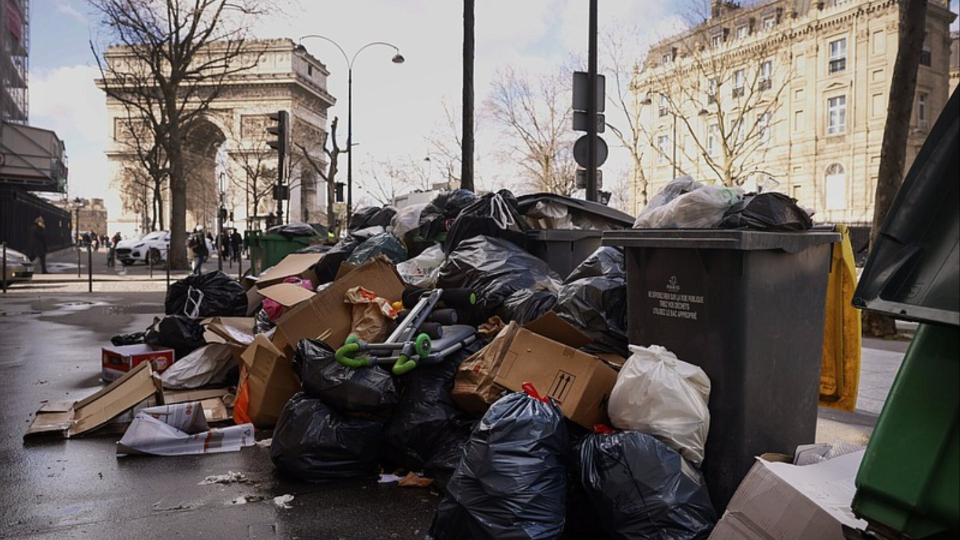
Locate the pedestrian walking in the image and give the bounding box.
[107,232,120,267]
[230,229,242,262]
[189,227,209,275]
[30,217,48,274]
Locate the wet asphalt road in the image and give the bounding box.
[0,292,438,540]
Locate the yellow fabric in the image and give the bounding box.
[820,224,862,411]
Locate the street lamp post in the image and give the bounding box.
[296,36,404,223]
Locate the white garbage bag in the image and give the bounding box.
[634,184,743,229]
[608,344,711,464]
[396,244,446,288]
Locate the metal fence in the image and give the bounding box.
[0,187,72,254]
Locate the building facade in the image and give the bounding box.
[1,0,28,124]
[100,38,335,236]
[633,0,956,225]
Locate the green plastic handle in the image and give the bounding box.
[392,354,418,376]
[335,342,373,369]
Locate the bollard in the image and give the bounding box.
[166,252,171,291]
[87,244,93,293]
[238,250,243,280]
[2,242,7,294]
[77,246,82,278]
[149,249,154,279]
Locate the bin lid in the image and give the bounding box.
[603,229,840,252]
[517,193,634,228]
[525,229,606,240]
[853,87,959,327]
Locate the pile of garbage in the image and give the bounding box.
[22,183,834,539]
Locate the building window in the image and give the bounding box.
[872,31,885,55]
[758,112,772,146]
[733,69,745,98]
[827,95,847,134]
[662,52,673,65]
[657,135,670,163]
[760,60,773,90]
[762,15,776,30]
[792,184,803,201]
[308,65,314,76]
[707,124,719,156]
[825,163,847,211]
[659,93,670,117]
[918,92,929,128]
[711,30,726,48]
[829,38,847,73]
[707,78,718,104]
[794,109,805,132]
[737,25,750,39]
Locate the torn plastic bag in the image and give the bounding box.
[266,222,322,239]
[292,338,398,413]
[427,387,569,540]
[345,232,408,266]
[418,189,479,241]
[719,191,813,231]
[578,430,717,539]
[389,203,427,239]
[608,345,711,464]
[634,185,743,229]
[381,340,481,473]
[443,190,527,254]
[495,289,558,325]
[110,332,145,346]
[160,343,236,390]
[554,247,628,357]
[396,244,445,288]
[437,236,561,326]
[270,393,383,482]
[635,175,702,226]
[349,206,397,231]
[165,271,247,318]
[144,315,206,359]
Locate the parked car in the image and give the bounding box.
[115,231,214,266]
[1,247,34,286]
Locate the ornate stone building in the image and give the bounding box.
[100,38,335,235]
[634,0,956,225]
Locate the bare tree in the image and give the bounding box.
[485,67,577,195]
[299,116,341,235]
[90,0,267,268]
[361,155,434,206]
[110,114,170,230]
[863,0,929,338]
[641,28,790,187]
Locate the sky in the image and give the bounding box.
[28,0,685,216]
[27,0,960,216]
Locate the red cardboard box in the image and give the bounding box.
[102,344,175,382]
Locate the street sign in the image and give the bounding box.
[572,72,605,112]
[575,169,603,190]
[572,111,605,133]
[573,135,608,168]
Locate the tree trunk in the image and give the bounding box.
[862,0,927,338]
[168,110,188,269]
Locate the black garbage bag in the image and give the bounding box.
[496,289,558,325]
[418,190,479,241]
[349,206,397,231]
[719,192,813,231]
[293,244,333,255]
[270,393,383,482]
[266,222,322,239]
[578,430,717,540]
[165,271,247,318]
[292,338,399,413]
[381,340,481,474]
[110,332,145,346]
[443,190,527,254]
[554,247,628,357]
[427,389,569,540]
[312,234,364,284]
[437,236,561,326]
[144,315,205,359]
[345,232,408,266]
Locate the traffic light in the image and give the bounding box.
[335,182,345,203]
[266,110,288,159]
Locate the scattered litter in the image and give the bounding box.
[273,494,295,509]
[199,471,248,485]
[378,474,403,484]
[397,472,433,489]
[229,494,266,506]
[117,403,254,457]
[255,438,272,448]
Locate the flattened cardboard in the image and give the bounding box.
[708,452,867,540]
[25,362,160,439]
[245,284,265,316]
[522,312,592,349]
[204,317,256,346]
[273,258,406,351]
[256,253,323,287]
[259,282,316,308]
[161,387,232,405]
[239,334,301,428]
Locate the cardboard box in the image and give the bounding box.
[259,282,316,309]
[709,451,868,540]
[256,253,323,287]
[492,312,618,429]
[25,362,161,439]
[102,344,176,382]
[273,257,406,351]
[239,334,301,428]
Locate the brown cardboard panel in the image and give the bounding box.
[162,387,232,405]
[199,398,230,423]
[523,312,592,349]
[259,283,316,308]
[256,253,323,287]
[274,258,406,351]
[245,285,265,316]
[25,362,160,439]
[239,334,301,428]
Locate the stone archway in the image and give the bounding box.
[184,119,226,230]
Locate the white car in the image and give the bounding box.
[1,247,34,286]
[115,231,214,266]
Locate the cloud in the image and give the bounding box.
[56,0,88,24]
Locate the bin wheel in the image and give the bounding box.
[415,333,431,359]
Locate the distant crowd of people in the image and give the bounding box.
[189,226,244,275]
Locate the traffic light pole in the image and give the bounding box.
[267,111,289,226]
